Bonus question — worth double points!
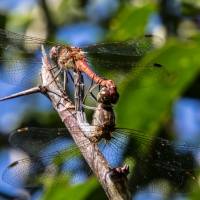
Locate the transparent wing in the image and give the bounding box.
[8,127,74,155]
[0,30,164,57]
[86,59,168,90]
[111,128,200,171]
[0,57,74,89]
[129,159,197,195]
[101,128,199,194]
[3,127,91,187]
[6,126,199,193]
[0,30,167,90]
[2,148,90,187]
[82,35,166,90]
[0,58,43,88]
[0,29,56,54]
[82,35,164,56]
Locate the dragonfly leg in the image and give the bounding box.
[63,70,67,91]
[48,64,59,71]
[81,75,101,110]
[73,70,89,125]
[68,71,74,81]
[45,67,63,89]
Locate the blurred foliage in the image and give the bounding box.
[107,5,155,40]
[117,37,200,133]
[1,0,200,200]
[41,177,107,200]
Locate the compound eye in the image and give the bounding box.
[96,87,120,105]
[97,87,111,104]
[110,92,119,104]
[50,45,60,62]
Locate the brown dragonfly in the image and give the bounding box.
[0,29,168,102]
[3,86,200,195]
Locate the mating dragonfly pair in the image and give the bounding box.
[0,29,200,195]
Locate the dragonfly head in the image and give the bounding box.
[97,87,119,105]
[50,45,62,63]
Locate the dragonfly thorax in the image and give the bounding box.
[50,46,86,70]
[90,102,116,142]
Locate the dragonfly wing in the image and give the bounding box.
[0,29,56,54]
[0,58,43,88]
[2,147,91,187]
[9,127,75,155]
[111,128,200,171]
[101,128,199,194]
[86,58,168,90]
[82,35,164,56]
[129,158,197,194]
[5,127,92,187]
[9,127,93,157]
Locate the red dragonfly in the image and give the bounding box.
[0,29,168,102]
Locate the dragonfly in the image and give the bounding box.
[3,86,200,195]
[0,29,168,102]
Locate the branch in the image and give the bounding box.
[0,86,42,101]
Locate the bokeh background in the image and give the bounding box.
[1,0,200,199]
